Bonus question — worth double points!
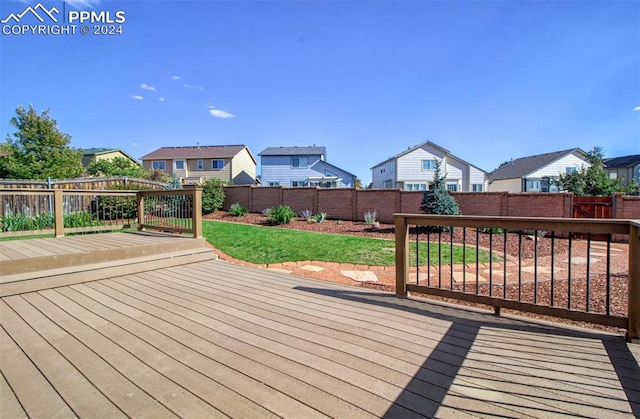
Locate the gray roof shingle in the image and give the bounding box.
[604,154,640,168]
[140,145,249,160]
[259,146,326,157]
[490,148,587,180]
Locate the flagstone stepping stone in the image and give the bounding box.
[341,270,378,282]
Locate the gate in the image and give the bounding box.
[572,196,612,240]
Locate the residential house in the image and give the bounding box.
[82,148,140,168]
[604,154,640,187]
[259,146,357,187]
[489,148,590,192]
[370,141,489,192]
[140,145,257,185]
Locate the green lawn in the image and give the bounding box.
[203,220,494,266]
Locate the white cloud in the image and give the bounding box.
[197,86,204,91]
[183,83,194,89]
[131,142,138,147]
[633,106,640,111]
[140,83,156,91]
[208,106,234,119]
[131,95,144,100]
[159,97,165,102]
[172,75,180,80]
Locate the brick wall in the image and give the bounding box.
[223,186,639,221]
[615,195,640,219]
[506,193,572,218]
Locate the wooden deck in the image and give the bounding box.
[1,233,639,418]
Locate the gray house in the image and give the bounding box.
[604,154,640,187]
[259,146,357,188]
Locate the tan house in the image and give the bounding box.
[140,145,258,185]
[82,148,140,168]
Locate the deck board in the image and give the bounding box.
[1,233,638,418]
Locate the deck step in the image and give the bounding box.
[1,235,210,276]
[0,248,216,297]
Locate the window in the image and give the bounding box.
[211,159,224,170]
[197,159,203,170]
[446,183,458,192]
[405,183,427,191]
[422,159,437,170]
[390,161,395,173]
[291,180,308,187]
[609,172,617,180]
[383,180,393,188]
[526,180,541,191]
[566,167,577,174]
[472,184,483,192]
[268,182,280,186]
[292,157,308,168]
[174,160,185,170]
[152,161,166,171]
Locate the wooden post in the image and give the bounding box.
[192,188,203,238]
[137,192,144,231]
[54,189,64,237]
[395,214,409,298]
[628,222,640,342]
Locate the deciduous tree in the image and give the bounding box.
[1,105,83,180]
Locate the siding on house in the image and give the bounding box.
[259,146,356,187]
[527,153,589,178]
[489,148,591,193]
[140,145,257,185]
[371,141,489,191]
[604,155,640,187]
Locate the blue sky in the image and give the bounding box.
[1,0,638,184]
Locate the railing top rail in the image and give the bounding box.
[0,188,141,195]
[394,213,633,234]
[139,189,200,197]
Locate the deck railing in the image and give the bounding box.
[394,214,640,342]
[0,188,202,238]
[137,188,202,237]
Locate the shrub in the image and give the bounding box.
[229,202,248,216]
[91,184,150,220]
[269,205,296,225]
[0,211,102,232]
[201,178,226,214]
[312,212,327,223]
[364,210,378,225]
[299,209,313,221]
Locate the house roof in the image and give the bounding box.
[370,140,488,173]
[490,148,588,180]
[604,154,640,168]
[312,159,357,179]
[140,145,256,164]
[259,146,327,157]
[82,148,139,163]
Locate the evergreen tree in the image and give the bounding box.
[1,105,83,180]
[420,159,460,215]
